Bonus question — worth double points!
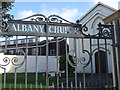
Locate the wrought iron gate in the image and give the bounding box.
[0,14,117,89]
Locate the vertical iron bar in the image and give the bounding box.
[16,36,18,52]
[5,36,8,54]
[25,36,28,88]
[39,37,41,55]
[81,38,84,51]
[65,38,68,88]
[74,38,77,88]
[104,39,109,87]
[40,47,41,55]
[4,69,6,89]
[14,69,17,89]
[35,36,38,88]
[56,37,59,87]
[111,23,118,89]
[82,38,86,88]
[46,19,49,88]
[4,36,8,89]
[83,67,86,88]
[89,38,93,86]
[115,20,120,90]
[97,38,101,87]
[14,36,18,89]
[46,36,49,88]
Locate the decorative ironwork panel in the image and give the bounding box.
[81,23,113,39]
[0,14,116,89]
[1,14,114,39]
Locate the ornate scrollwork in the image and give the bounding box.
[67,50,80,68]
[2,21,9,32]
[17,14,47,22]
[16,14,75,24]
[11,49,25,68]
[81,24,89,36]
[11,57,19,66]
[0,57,10,67]
[98,23,112,38]
[30,14,46,22]
[79,50,91,67]
[81,23,113,38]
[102,29,111,37]
[48,15,74,24]
[67,49,91,68]
[0,49,25,70]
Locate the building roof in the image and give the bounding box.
[103,10,120,24]
[0,37,65,48]
[78,2,117,23]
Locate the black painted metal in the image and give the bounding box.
[0,14,116,89]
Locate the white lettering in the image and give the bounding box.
[11,23,72,34]
[37,25,44,33]
[33,25,38,32]
[11,24,17,31]
[22,24,28,31]
[49,26,55,33]
[28,25,33,32]
[49,26,70,34]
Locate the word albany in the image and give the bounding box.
[10,23,72,34]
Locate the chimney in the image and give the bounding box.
[118,1,120,10]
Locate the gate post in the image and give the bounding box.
[0,1,1,28]
[111,25,119,89]
[0,2,2,90]
[114,20,120,90]
[0,1,2,35]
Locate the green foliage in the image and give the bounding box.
[2,2,14,20]
[2,73,64,88]
[59,55,75,73]
[1,2,14,37]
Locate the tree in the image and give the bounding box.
[2,2,14,20]
[0,2,14,42]
[59,55,75,73]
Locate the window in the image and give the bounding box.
[21,40,25,43]
[32,48,36,55]
[7,41,10,45]
[29,39,33,43]
[9,50,14,55]
[14,40,17,44]
[50,49,56,55]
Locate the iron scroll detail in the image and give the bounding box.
[81,23,113,39]
[0,57,10,67]
[1,14,114,39]
[13,14,75,24]
[98,23,112,38]
[79,50,91,68]
[16,14,47,22]
[2,21,9,32]
[48,15,74,24]
[67,50,91,68]
[0,49,26,69]
[67,50,80,68]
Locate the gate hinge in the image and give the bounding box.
[115,43,120,48]
[112,43,120,47]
